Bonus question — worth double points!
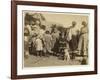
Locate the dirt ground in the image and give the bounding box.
[24,55,82,67]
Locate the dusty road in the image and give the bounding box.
[24,55,82,67]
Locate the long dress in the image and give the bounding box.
[58,37,67,55]
[51,32,59,52]
[35,38,43,51]
[43,33,52,53]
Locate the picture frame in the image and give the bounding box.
[11,0,97,79]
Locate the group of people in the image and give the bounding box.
[24,20,88,62]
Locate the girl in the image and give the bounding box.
[35,35,43,57]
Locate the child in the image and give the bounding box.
[64,48,70,61]
[35,35,43,57]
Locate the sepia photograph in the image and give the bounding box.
[23,11,89,67]
[11,1,97,79]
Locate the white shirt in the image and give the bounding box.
[68,26,78,40]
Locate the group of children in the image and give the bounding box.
[24,20,88,63]
[24,25,71,61]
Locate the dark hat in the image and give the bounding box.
[82,21,87,26]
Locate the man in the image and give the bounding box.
[68,21,79,59]
[68,21,78,41]
[78,21,88,64]
[78,21,88,56]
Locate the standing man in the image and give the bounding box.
[78,21,88,56]
[78,21,88,64]
[68,21,78,59]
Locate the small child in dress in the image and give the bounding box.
[35,35,43,57]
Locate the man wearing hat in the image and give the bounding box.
[68,21,79,59]
[78,21,88,57]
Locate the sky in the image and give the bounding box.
[24,11,89,30]
[42,12,88,30]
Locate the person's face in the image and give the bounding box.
[72,22,76,27]
[73,23,76,27]
[82,22,86,27]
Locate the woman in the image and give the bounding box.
[51,27,59,55]
[43,30,53,57]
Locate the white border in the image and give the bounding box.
[17,5,94,75]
